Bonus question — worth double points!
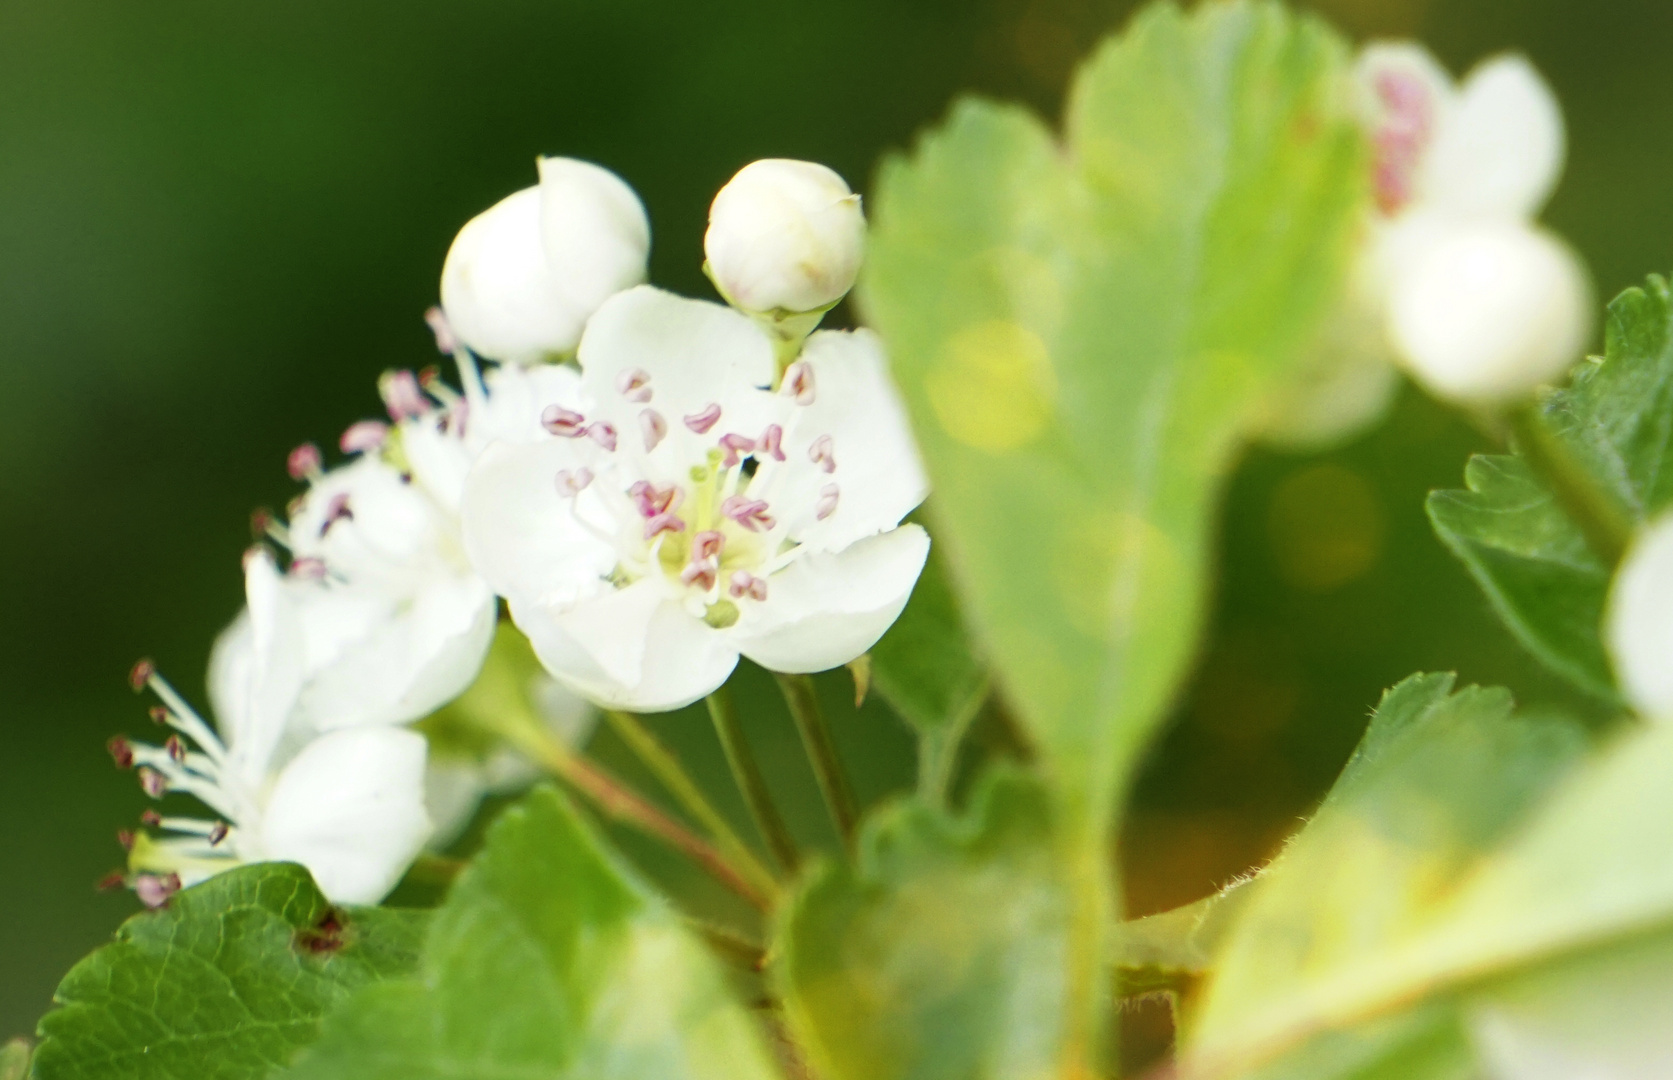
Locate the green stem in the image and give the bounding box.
[706,687,801,873]
[604,709,781,899]
[776,673,858,852]
[1507,404,1633,567]
[683,916,766,971]
[510,725,775,911]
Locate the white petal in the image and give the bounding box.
[511,590,738,713]
[259,726,432,905]
[207,609,254,747]
[704,159,866,315]
[537,158,651,327]
[576,286,778,463]
[1388,220,1592,402]
[288,456,448,589]
[773,329,929,553]
[423,759,490,851]
[399,413,476,518]
[226,550,305,788]
[731,524,930,673]
[1607,513,1673,720]
[473,361,588,450]
[461,438,617,605]
[298,574,498,730]
[1421,54,1565,221]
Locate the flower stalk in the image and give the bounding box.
[775,673,858,853]
[706,686,801,873]
[1506,403,1632,567]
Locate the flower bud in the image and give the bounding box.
[1607,512,1673,720]
[704,159,865,316]
[1387,219,1591,403]
[440,157,649,364]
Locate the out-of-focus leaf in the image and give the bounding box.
[1114,877,1258,993]
[1183,673,1588,1076]
[1429,275,1673,700]
[0,1039,31,1080]
[869,533,988,800]
[286,785,781,1080]
[32,864,426,1080]
[862,2,1364,1063]
[774,770,1073,1080]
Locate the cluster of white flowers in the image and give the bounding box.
[1607,514,1673,722]
[1269,42,1592,446]
[112,155,927,905]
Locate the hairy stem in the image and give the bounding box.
[776,673,858,852]
[1508,404,1633,567]
[707,687,801,872]
[604,709,781,898]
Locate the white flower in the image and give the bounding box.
[461,286,930,712]
[1357,44,1592,403]
[440,157,650,364]
[705,159,866,316]
[116,551,432,906]
[1605,512,1673,720]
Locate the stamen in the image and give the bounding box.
[134,872,182,909]
[691,531,725,563]
[729,571,769,602]
[616,368,653,403]
[424,305,459,356]
[108,737,135,770]
[681,562,717,591]
[629,481,683,518]
[640,409,668,452]
[139,670,229,770]
[320,492,354,537]
[757,424,786,462]
[117,829,136,851]
[165,736,187,764]
[128,659,155,693]
[816,483,840,521]
[380,369,429,421]
[721,496,775,532]
[719,433,756,468]
[290,557,329,580]
[541,405,587,437]
[644,513,687,540]
[684,403,722,434]
[137,767,169,799]
[782,361,816,405]
[286,443,323,482]
[250,509,290,547]
[147,705,169,725]
[555,468,594,497]
[208,822,230,846]
[809,434,837,474]
[340,420,390,454]
[680,530,725,592]
[141,809,162,827]
[586,422,619,451]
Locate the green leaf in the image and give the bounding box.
[286,785,782,1080]
[861,0,1365,823]
[868,531,989,801]
[1113,878,1257,993]
[774,769,1074,1080]
[1429,274,1673,700]
[1183,674,1588,1076]
[32,864,426,1080]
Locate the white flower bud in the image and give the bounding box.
[705,159,866,316]
[1607,513,1673,721]
[440,157,650,363]
[1387,219,1591,402]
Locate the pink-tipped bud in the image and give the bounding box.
[138,767,169,799]
[340,420,390,455]
[424,305,459,356]
[616,368,653,403]
[381,369,429,421]
[816,483,840,521]
[586,422,619,451]
[757,424,785,462]
[782,361,816,405]
[809,434,837,474]
[684,403,722,434]
[286,443,323,482]
[134,872,182,909]
[721,496,775,532]
[555,468,594,498]
[640,409,668,452]
[128,660,155,693]
[719,433,756,468]
[541,405,587,437]
[108,737,135,770]
[729,571,768,602]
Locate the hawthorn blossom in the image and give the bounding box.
[461,285,929,712]
[115,551,431,906]
[705,159,866,316]
[1605,512,1673,720]
[1359,44,1591,402]
[440,157,651,364]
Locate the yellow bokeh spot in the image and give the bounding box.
[1267,464,1385,592]
[927,321,1057,451]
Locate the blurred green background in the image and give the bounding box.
[0,0,1665,1044]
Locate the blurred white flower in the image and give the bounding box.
[1605,512,1673,720]
[461,286,929,712]
[1359,44,1592,403]
[705,159,866,318]
[116,551,432,906]
[440,157,650,364]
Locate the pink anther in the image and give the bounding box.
[644,512,688,540]
[721,496,775,532]
[381,369,429,421]
[287,442,323,481]
[424,306,459,356]
[816,483,840,521]
[690,530,725,563]
[684,403,722,434]
[782,361,816,405]
[135,872,182,909]
[616,368,653,403]
[629,481,683,518]
[586,422,618,451]
[640,409,668,452]
[719,433,756,468]
[757,424,785,462]
[138,767,169,799]
[808,434,837,474]
[729,571,768,602]
[555,468,594,497]
[541,405,587,437]
[339,420,389,455]
[320,492,354,536]
[290,556,328,580]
